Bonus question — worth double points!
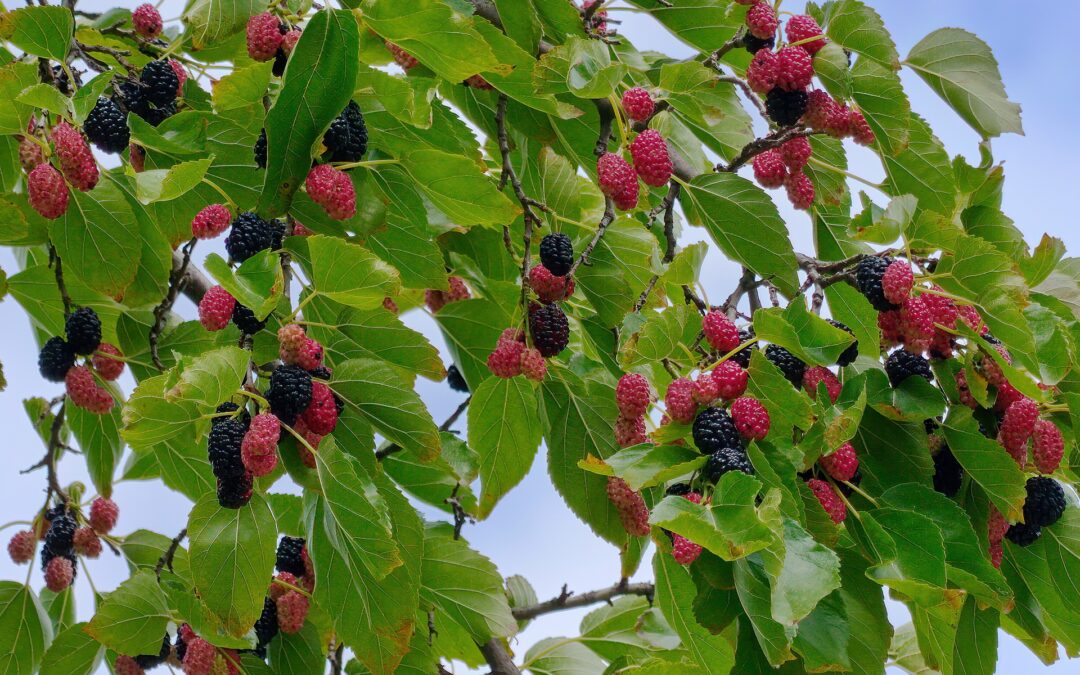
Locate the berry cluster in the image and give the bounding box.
[486,328,547,382]
[179,624,241,675]
[597,89,673,211]
[615,373,653,447]
[36,307,123,414]
[425,276,472,313]
[246,12,301,74]
[752,136,815,210]
[197,285,271,336]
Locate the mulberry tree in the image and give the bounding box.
[0,0,1077,674]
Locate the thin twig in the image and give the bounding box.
[150,238,197,371]
[715,75,768,121]
[49,245,73,318]
[75,41,137,74]
[634,182,680,311]
[154,527,187,579]
[716,127,818,173]
[703,31,744,70]
[22,399,69,508]
[511,579,655,621]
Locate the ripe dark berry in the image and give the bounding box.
[528,302,569,357]
[225,212,274,263]
[703,447,754,483]
[208,418,247,479]
[65,307,102,356]
[231,303,267,335]
[539,233,574,277]
[266,365,313,425]
[1006,521,1041,547]
[930,446,963,497]
[765,87,809,127]
[254,597,279,649]
[254,129,267,168]
[692,407,742,455]
[764,344,806,386]
[828,320,858,367]
[140,60,180,107]
[730,329,757,368]
[38,337,75,382]
[217,473,253,509]
[324,100,367,162]
[83,97,129,154]
[855,256,899,311]
[276,536,306,576]
[447,364,469,393]
[45,514,76,556]
[133,634,171,670]
[743,33,775,54]
[1023,477,1066,528]
[884,349,933,387]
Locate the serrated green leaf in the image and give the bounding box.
[204,250,283,321]
[0,6,73,60]
[0,582,51,675]
[39,622,102,675]
[822,0,898,68]
[16,83,73,119]
[468,376,542,518]
[85,571,169,656]
[580,443,705,492]
[399,149,520,228]
[52,178,140,297]
[655,553,736,674]
[135,156,214,204]
[182,0,261,50]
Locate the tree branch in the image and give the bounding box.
[511,580,656,621]
[174,248,213,304]
[49,245,72,318]
[479,639,521,675]
[154,527,187,579]
[634,182,681,311]
[716,126,818,173]
[150,238,197,371]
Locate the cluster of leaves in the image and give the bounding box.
[0,0,1076,674]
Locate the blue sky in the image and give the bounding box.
[0,1,1076,673]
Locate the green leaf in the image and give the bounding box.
[135,156,214,204]
[951,596,999,675]
[332,358,441,461]
[906,28,1023,138]
[258,9,359,216]
[472,21,578,118]
[943,407,1026,522]
[733,556,794,667]
[0,582,51,675]
[435,298,514,391]
[85,571,169,656]
[212,61,274,112]
[760,518,841,626]
[181,0,261,50]
[574,216,661,327]
[752,300,855,366]
[524,638,607,675]
[16,83,73,120]
[306,475,422,674]
[654,553,735,674]
[361,0,500,83]
[682,173,799,297]
[40,622,103,675]
[850,58,910,157]
[881,113,957,217]
[399,149,520,228]
[822,0,899,68]
[580,443,705,492]
[542,370,631,548]
[68,403,123,499]
[268,621,325,673]
[649,473,778,561]
[187,491,277,637]
[564,37,628,99]
[468,376,542,518]
[0,6,73,60]
[165,346,250,410]
[0,63,37,135]
[314,437,400,580]
[326,305,444,381]
[851,509,950,606]
[854,409,933,494]
[421,523,517,642]
[365,165,447,290]
[52,178,141,297]
[624,0,741,53]
[746,350,815,442]
[836,548,893,674]
[203,250,283,321]
[293,234,400,309]
[824,283,879,360]
[121,374,201,453]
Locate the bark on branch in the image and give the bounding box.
[511,580,656,621]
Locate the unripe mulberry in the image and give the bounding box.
[752,149,787,189]
[83,97,130,154]
[520,347,547,382]
[183,637,216,675]
[745,1,778,39]
[712,361,748,400]
[306,164,356,220]
[784,171,815,210]
[998,398,1038,465]
[281,29,302,54]
[92,343,125,381]
[89,497,119,533]
[730,396,770,440]
[65,365,114,414]
[300,382,338,435]
[199,286,236,331]
[18,134,44,171]
[774,46,813,92]
[44,555,74,592]
[51,121,98,191]
[529,265,572,304]
[39,336,75,382]
[802,90,839,130]
[621,87,655,122]
[607,477,650,536]
[665,378,697,424]
[703,311,740,352]
[779,136,812,171]
[28,163,70,219]
[597,153,639,211]
[898,295,935,353]
[241,413,281,477]
[114,655,145,675]
[786,15,826,54]
[132,4,163,38]
[73,526,102,558]
[616,373,652,418]
[849,110,875,146]
[989,540,1003,568]
[276,591,309,633]
[820,443,858,482]
[988,506,1009,544]
[807,478,846,524]
[803,366,841,404]
[994,382,1025,414]
[170,59,187,96]
[746,49,778,94]
[487,338,525,378]
[881,261,913,305]
[1032,419,1064,474]
[7,530,35,564]
[529,302,569,357]
[672,534,702,565]
[247,13,284,62]
[614,414,647,448]
[629,130,672,187]
[385,41,419,70]
[692,371,719,405]
[192,204,232,240]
